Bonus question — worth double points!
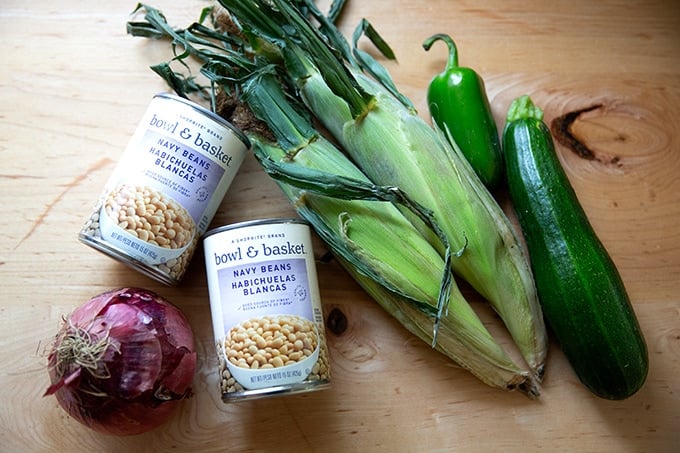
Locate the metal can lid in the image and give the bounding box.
[154,92,251,149]
[203,217,310,240]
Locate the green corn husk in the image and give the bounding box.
[214,0,547,376]
[242,74,539,395]
[262,148,538,394]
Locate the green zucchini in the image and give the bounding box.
[502,95,648,400]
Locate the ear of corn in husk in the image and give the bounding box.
[242,73,539,395]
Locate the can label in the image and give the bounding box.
[203,219,331,400]
[79,93,249,285]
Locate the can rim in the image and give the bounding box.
[154,92,251,149]
[78,233,179,286]
[203,217,309,239]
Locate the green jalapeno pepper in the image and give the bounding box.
[423,33,503,189]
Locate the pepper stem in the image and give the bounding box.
[422,33,459,69]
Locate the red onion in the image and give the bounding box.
[44,287,196,436]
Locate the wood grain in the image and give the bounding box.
[1,0,679,451]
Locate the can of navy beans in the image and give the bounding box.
[203,218,331,401]
[79,93,249,285]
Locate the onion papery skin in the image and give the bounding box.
[45,288,197,436]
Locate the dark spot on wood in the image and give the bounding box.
[550,104,602,160]
[326,307,348,335]
[318,251,335,263]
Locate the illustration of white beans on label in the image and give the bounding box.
[104,184,195,249]
[225,315,318,370]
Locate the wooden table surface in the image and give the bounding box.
[1,1,679,451]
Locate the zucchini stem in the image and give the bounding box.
[506,95,545,123]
